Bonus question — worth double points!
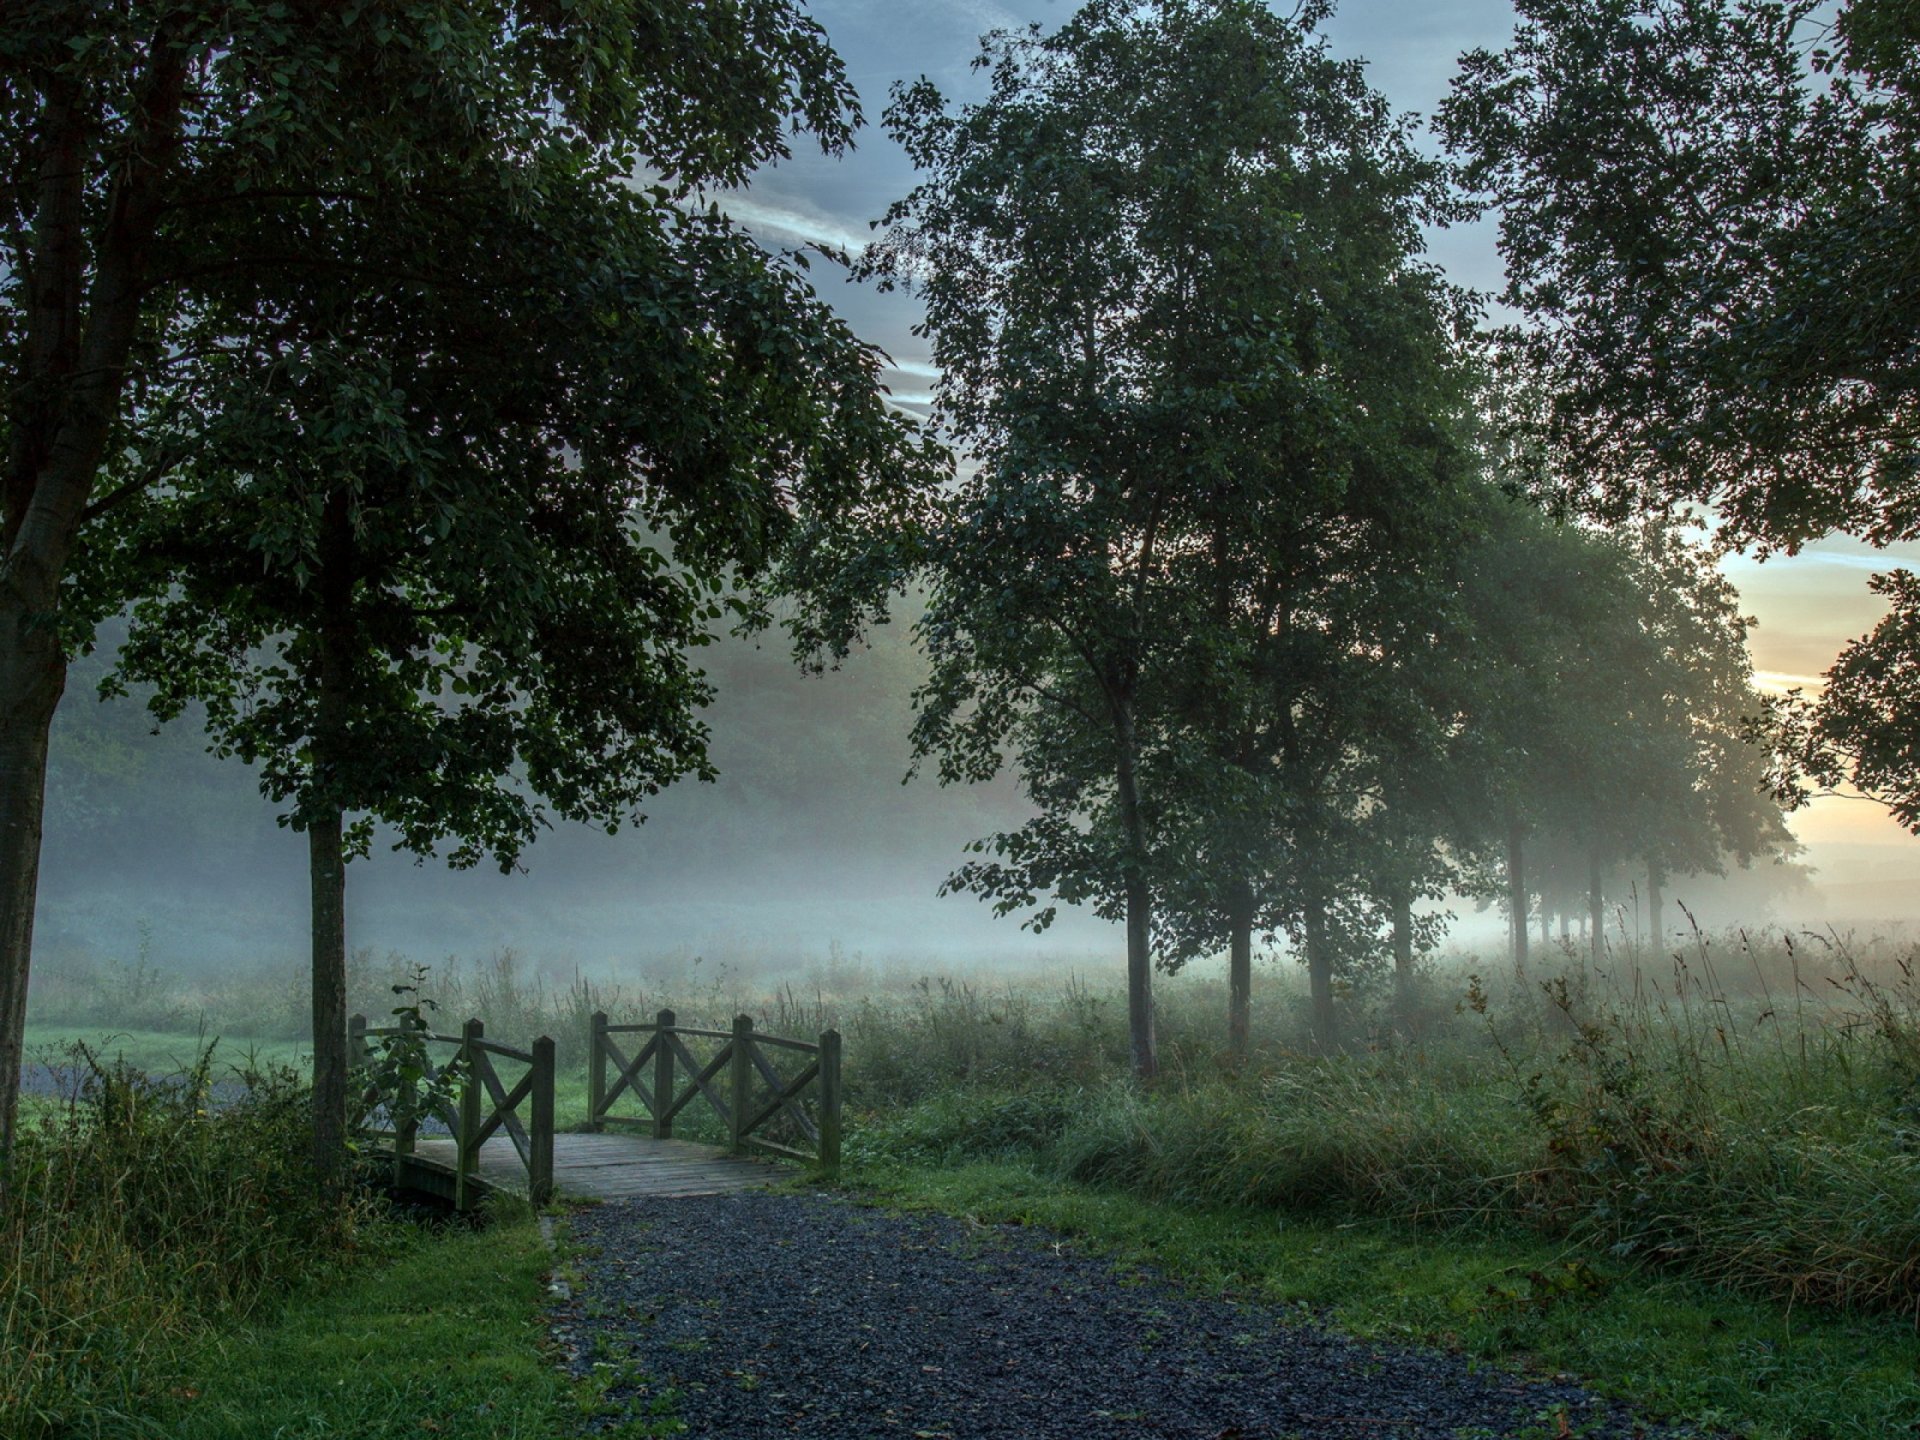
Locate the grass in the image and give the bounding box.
[846,1157,1920,1440]
[21,1024,308,1077]
[1,1031,680,1439]
[1,1047,374,1438]
[163,1208,604,1440]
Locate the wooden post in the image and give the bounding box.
[586,1010,607,1132]
[530,1035,555,1207]
[347,1013,367,1069]
[455,1018,484,1212]
[817,1027,842,1176]
[653,1007,676,1140]
[728,1013,753,1152]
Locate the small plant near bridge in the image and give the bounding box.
[349,965,466,1156]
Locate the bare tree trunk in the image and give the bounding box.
[1113,702,1156,1081]
[1588,848,1605,965]
[308,808,348,1180]
[1647,862,1665,953]
[1227,875,1253,1060]
[1506,814,1529,982]
[1305,892,1335,1050]
[1537,905,1550,951]
[1559,910,1570,944]
[308,489,354,1179]
[0,604,63,1187]
[1391,880,1414,1018]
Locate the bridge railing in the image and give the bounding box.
[349,1015,555,1209]
[587,1009,841,1173]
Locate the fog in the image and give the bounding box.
[33,606,1890,1010]
[34,619,1124,986]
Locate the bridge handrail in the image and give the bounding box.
[349,1014,555,1209]
[599,1021,821,1055]
[587,1009,841,1173]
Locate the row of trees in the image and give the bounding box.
[864,0,1799,1070]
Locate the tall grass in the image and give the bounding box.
[1,1049,375,1438]
[33,923,1920,1320]
[836,928,1920,1321]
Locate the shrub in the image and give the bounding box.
[1,1047,378,1438]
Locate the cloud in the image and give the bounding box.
[1752,668,1826,694]
[1798,550,1918,573]
[714,195,871,255]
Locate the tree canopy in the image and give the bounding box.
[0,0,938,1174]
[1440,0,1919,840]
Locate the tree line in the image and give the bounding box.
[2,0,1907,1177]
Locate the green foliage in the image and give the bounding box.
[100,33,937,870]
[845,935,1920,1323]
[1440,0,1920,846]
[1439,0,1918,553]
[1764,569,1920,834]
[351,965,466,1146]
[865,0,1479,1060]
[0,1046,373,1438]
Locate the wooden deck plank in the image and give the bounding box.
[409,1131,782,1200]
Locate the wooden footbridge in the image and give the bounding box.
[349,1008,842,1208]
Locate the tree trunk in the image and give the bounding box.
[1537,905,1550,951]
[308,808,348,1180]
[1647,862,1665,953]
[1588,848,1605,965]
[1305,892,1335,1050]
[0,49,189,1180]
[1227,875,1253,1061]
[0,594,64,1188]
[308,489,354,1179]
[1506,814,1529,981]
[1559,910,1570,944]
[1390,881,1414,1018]
[1112,701,1157,1081]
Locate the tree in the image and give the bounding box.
[867,0,1477,1065]
[1765,571,1920,832]
[1439,0,1920,826]
[1447,503,1794,970]
[1,0,930,1177]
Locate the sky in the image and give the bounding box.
[730,0,1920,859]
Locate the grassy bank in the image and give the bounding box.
[845,1157,1920,1440]
[164,1211,585,1440]
[1,1049,380,1437]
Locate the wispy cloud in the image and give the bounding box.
[1753,668,1826,694]
[1797,550,1918,573]
[712,195,871,255]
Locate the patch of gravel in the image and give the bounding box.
[553,1191,1690,1440]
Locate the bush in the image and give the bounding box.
[1,1047,379,1438]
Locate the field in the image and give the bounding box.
[10,926,1920,1438]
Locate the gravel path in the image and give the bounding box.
[554,1191,1686,1440]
